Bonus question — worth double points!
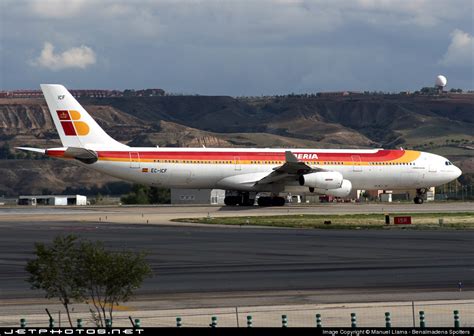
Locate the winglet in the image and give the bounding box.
[285,151,299,163]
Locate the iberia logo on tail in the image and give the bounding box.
[56,110,89,136]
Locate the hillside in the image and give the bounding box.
[0,159,122,196]
[82,94,473,147]
[0,94,472,195]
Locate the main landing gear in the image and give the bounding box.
[224,191,286,206]
[414,188,427,204]
[224,192,255,206]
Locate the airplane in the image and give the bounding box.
[16,84,462,206]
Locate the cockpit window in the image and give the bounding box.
[445,161,453,166]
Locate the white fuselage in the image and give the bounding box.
[51,147,461,194]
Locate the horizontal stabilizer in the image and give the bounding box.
[15,147,46,154]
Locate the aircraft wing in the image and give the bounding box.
[254,151,324,185]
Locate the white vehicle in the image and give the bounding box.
[17,84,462,206]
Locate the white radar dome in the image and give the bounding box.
[435,75,447,87]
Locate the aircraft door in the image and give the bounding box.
[185,170,195,184]
[352,155,362,172]
[129,152,140,168]
[234,156,241,171]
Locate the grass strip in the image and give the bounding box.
[172,212,474,230]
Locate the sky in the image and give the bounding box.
[1,0,473,95]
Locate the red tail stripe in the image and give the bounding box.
[61,121,77,136]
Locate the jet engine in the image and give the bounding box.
[299,171,343,189]
[312,179,352,197]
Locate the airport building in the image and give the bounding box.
[171,189,225,205]
[359,188,435,202]
[18,195,88,206]
[170,187,436,205]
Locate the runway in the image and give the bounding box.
[0,202,473,226]
[0,219,473,302]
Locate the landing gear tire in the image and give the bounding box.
[224,196,239,206]
[414,196,424,204]
[257,197,271,207]
[272,197,286,206]
[224,194,255,206]
[413,188,428,204]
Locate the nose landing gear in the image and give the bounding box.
[413,188,427,204]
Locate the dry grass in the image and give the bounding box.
[173,212,474,230]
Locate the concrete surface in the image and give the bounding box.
[0,204,472,327]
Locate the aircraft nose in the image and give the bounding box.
[453,166,462,179]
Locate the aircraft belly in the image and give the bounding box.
[343,167,406,190]
[92,161,151,184]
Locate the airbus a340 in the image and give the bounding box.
[17,85,462,206]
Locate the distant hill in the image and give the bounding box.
[80,94,473,149]
[0,94,472,195]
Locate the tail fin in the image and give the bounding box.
[41,84,128,149]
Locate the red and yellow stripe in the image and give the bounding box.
[46,149,421,165]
